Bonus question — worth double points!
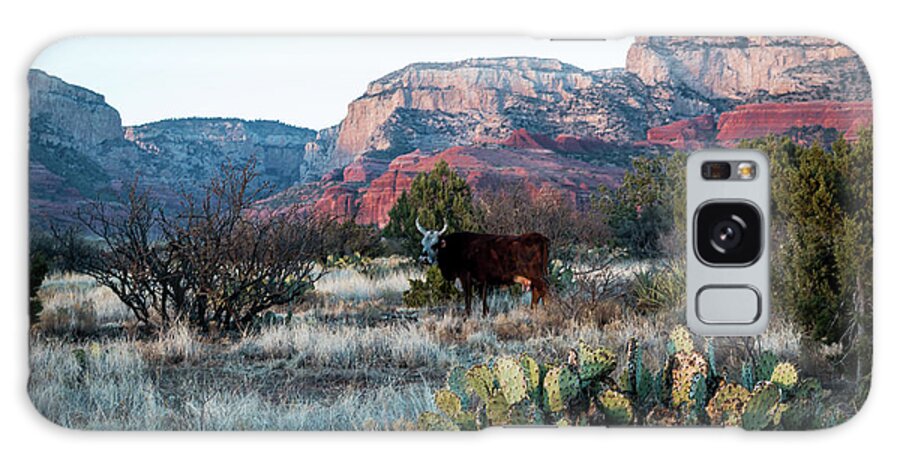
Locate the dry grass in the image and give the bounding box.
[140,323,204,364]
[314,257,422,302]
[28,261,817,430]
[28,335,434,430]
[36,273,132,336]
[233,322,455,370]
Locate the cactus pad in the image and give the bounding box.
[520,354,540,394]
[740,362,754,391]
[770,362,799,389]
[485,393,510,425]
[741,381,781,430]
[669,326,694,353]
[599,390,634,425]
[418,412,459,431]
[671,351,709,408]
[446,366,469,408]
[706,382,751,426]
[493,356,528,405]
[434,389,462,418]
[544,365,580,412]
[753,351,778,383]
[465,364,494,403]
[577,342,616,382]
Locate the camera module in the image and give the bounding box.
[694,202,762,265]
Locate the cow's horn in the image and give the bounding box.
[415,217,427,235]
[438,220,448,235]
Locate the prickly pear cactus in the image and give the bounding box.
[418,411,459,431]
[544,365,579,412]
[485,392,511,425]
[689,374,708,419]
[435,389,462,418]
[599,390,634,425]
[770,362,798,389]
[740,362,754,391]
[417,332,828,431]
[741,381,780,430]
[706,382,751,426]
[520,354,540,395]
[780,399,817,430]
[577,341,616,382]
[624,338,654,407]
[669,325,694,354]
[753,351,778,384]
[465,364,494,403]
[446,366,470,408]
[493,356,527,405]
[671,351,709,408]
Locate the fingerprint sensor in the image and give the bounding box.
[696,286,761,324]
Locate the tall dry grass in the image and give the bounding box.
[36,272,132,335]
[233,322,455,370]
[29,262,813,430]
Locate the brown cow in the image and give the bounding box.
[416,218,549,317]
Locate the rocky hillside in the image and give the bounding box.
[259,132,625,227]
[28,69,326,225]
[330,58,675,166]
[124,118,319,189]
[30,36,873,229]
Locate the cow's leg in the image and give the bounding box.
[462,274,473,318]
[531,278,547,309]
[481,282,489,318]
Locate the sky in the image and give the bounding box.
[32,36,634,130]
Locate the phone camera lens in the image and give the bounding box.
[695,202,761,265]
[711,219,743,251]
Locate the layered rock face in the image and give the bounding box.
[626,36,870,103]
[331,58,671,165]
[29,69,123,150]
[645,114,716,150]
[715,101,873,143]
[31,36,874,229]
[29,70,126,222]
[28,70,323,226]
[301,142,624,227]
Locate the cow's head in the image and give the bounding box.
[416,217,448,265]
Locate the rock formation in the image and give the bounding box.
[626,36,870,103]
[124,118,318,189]
[260,140,625,227]
[715,101,873,143]
[30,36,874,229]
[330,59,672,165]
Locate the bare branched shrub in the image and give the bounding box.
[475,181,608,260]
[58,160,347,333]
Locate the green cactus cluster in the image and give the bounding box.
[418,326,829,430]
[417,345,626,429]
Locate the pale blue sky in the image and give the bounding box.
[32,37,634,130]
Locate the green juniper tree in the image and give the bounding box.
[384,160,481,254]
[596,153,685,259]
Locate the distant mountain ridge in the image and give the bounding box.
[29,37,872,228]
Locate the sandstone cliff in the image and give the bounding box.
[330,58,672,165]
[29,69,123,150]
[626,36,870,104]
[260,135,625,227]
[715,101,873,143]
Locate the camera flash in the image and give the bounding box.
[737,162,756,180]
